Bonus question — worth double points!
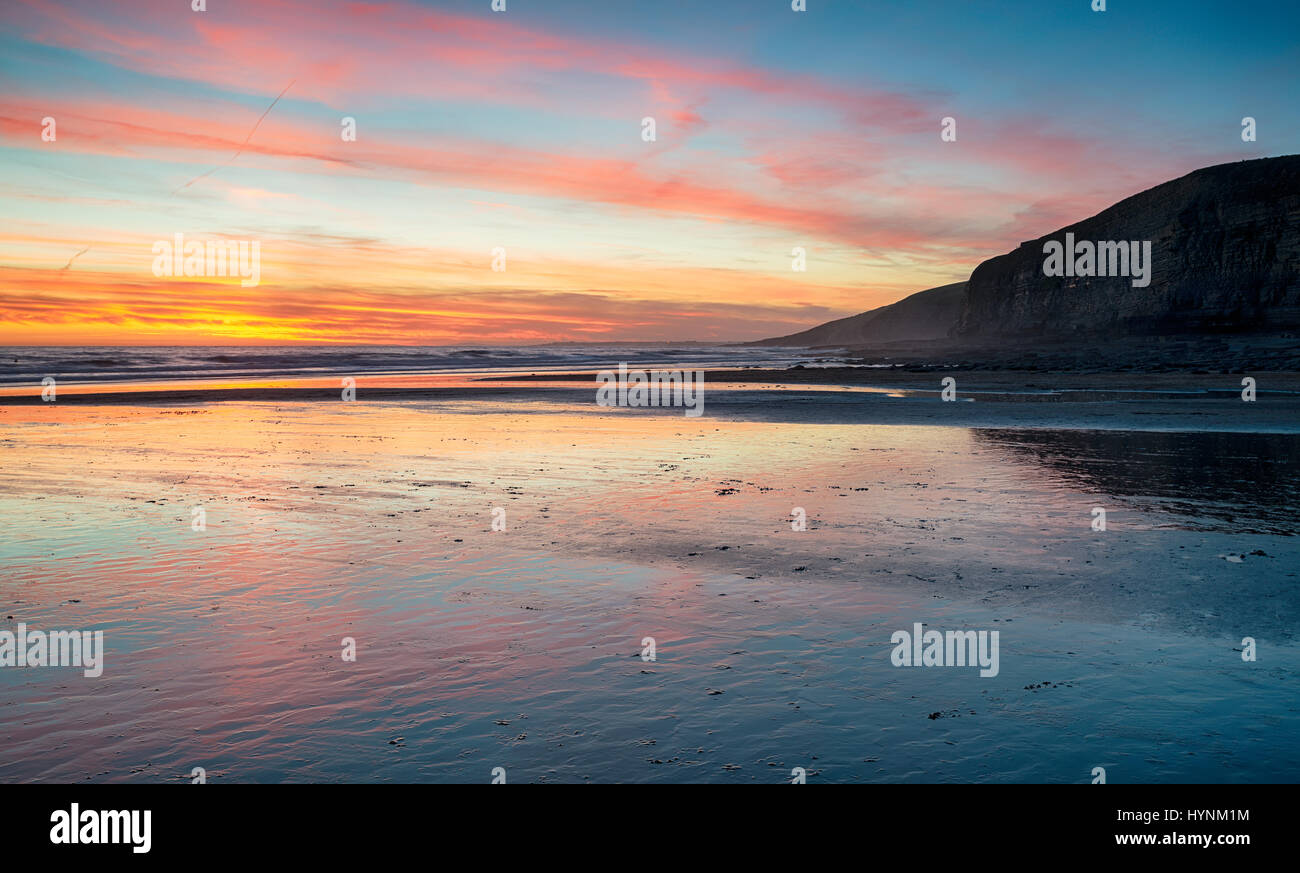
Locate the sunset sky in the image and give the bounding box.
[1,0,1295,345]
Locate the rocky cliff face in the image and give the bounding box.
[955,155,1300,338]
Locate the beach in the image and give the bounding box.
[2,362,1297,782]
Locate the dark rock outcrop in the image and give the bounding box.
[955,155,1300,338]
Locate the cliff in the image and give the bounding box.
[754,155,1300,350]
[955,155,1300,338]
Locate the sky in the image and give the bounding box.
[1,0,1296,345]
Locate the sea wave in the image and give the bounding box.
[0,344,831,385]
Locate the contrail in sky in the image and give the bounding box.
[172,79,296,195]
[60,245,91,271]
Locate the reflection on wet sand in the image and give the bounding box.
[974,428,1300,535]
[2,399,1298,783]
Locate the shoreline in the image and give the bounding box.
[6,366,1300,397]
[4,369,1299,433]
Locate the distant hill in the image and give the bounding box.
[750,155,1300,349]
[749,281,965,347]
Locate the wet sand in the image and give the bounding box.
[1,384,1297,782]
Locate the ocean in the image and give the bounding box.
[0,344,823,386]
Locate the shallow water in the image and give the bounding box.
[1,400,1297,782]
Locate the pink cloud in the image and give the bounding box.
[0,96,1015,255]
